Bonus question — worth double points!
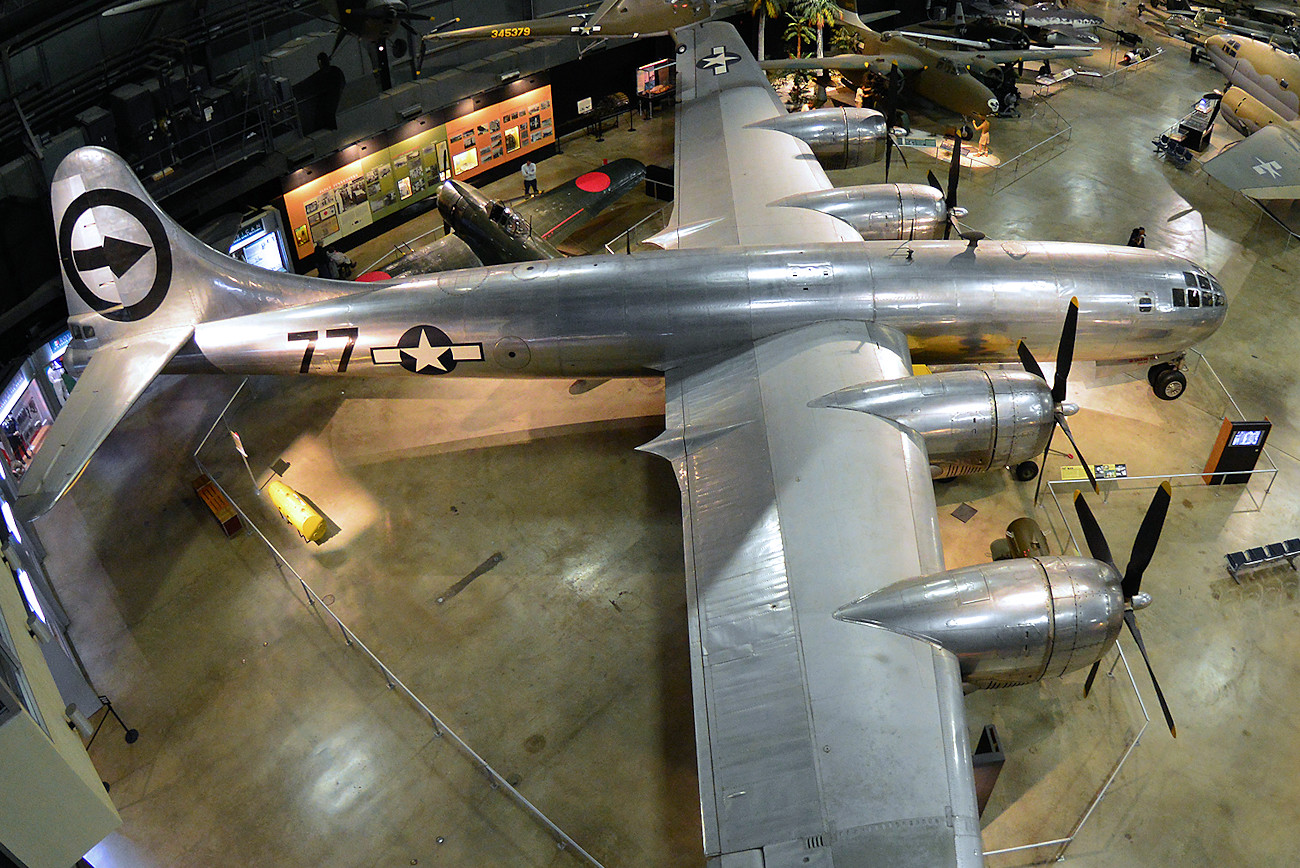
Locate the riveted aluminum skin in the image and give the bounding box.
[772,183,950,240]
[750,107,889,169]
[810,370,1055,477]
[184,241,1229,378]
[834,556,1124,688]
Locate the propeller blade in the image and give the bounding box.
[1082,658,1102,698]
[1123,480,1172,599]
[1052,297,1079,403]
[1032,420,1055,504]
[1055,414,1098,495]
[1124,610,1177,737]
[927,170,943,191]
[946,134,962,210]
[1072,489,1115,569]
[885,130,893,182]
[1017,339,1046,382]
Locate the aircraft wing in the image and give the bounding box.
[423,15,593,41]
[16,324,194,520]
[761,54,928,76]
[651,25,864,249]
[1203,125,1300,198]
[648,26,985,864]
[938,44,1098,64]
[513,157,646,245]
[648,319,984,867]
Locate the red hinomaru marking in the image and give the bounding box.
[575,172,611,193]
[356,271,391,282]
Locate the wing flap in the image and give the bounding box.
[16,325,193,520]
[656,322,983,866]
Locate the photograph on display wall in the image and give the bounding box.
[294,224,310,247]
[503,125,522,153]
[452,148,478,174]
[310,215,339,242]
[305,199,319,215]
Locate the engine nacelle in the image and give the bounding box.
[811,370,1053,477]
[1219,85,1287,136]
[835,556,1124,688]
[750,107,888,169]
[774,183,952,241]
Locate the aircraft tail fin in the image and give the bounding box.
[23,146,344,519]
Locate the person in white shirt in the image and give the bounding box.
[521,160,538,197]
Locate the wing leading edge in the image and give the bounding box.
[644,321,984,867]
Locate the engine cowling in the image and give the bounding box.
[810,370,1053,477]
[1219,84,1287,136]
[835,556,1124,688]
[750,107,888,169]
[773,183,952,240]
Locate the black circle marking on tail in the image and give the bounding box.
[58,188,172,323]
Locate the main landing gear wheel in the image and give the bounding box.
[1014,460,1039,481]
[1153,367,1186,401]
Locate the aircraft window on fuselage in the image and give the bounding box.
[1196,274,1211,290]
[70,324,82,339]
[1187,288,1201,307]
[1184,272,1198,287]
[1139,296,1153,312]
[83,325,95,338]
[1173,287,1185,306]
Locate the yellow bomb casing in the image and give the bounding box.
[267,479,326,542]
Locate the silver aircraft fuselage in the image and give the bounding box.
[170,240,1225,380]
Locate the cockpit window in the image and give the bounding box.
[70,324,82,339]
[1184,272,1198,287]
[1173,287,1185,306]
[1187,288,1201,308]
[83,325,95,339]
[1196,274,1211,290]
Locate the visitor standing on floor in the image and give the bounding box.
[521,160,538,197]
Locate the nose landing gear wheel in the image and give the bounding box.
[1154,367,1186,401]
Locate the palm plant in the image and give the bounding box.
[783,12,816,57]
[751,0,784,61]
[797,0,839,58]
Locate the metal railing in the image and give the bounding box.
[975,94,1073,192]
[192,379,604,868]
[982,643,1151,865]
[603,203,671,254]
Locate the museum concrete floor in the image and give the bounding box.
[40,3,1300,866]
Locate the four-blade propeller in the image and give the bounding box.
[1017,297,1097,502]
[1074,482,1177,738]
[926,132,965,240]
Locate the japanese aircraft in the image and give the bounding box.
[362,158,647,279]
[1198,33,1300,197]
[763,13,1097,118]
[23,21,1223,867]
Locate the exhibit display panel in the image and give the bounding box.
[282,84,555,264]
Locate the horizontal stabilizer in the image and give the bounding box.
[16,325,193,520]
[1203,125,1300,199]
